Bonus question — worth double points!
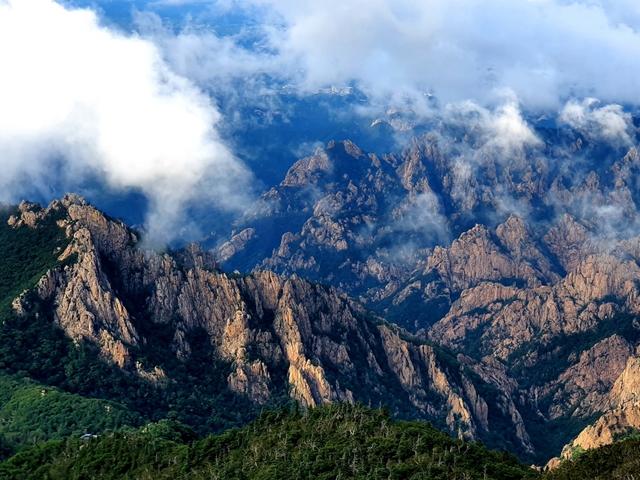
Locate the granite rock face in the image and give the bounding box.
[210,139,640,462]
[556,353,640,462]
[10,197,525,448]
[11,140,640,465]
[216,139,640,337]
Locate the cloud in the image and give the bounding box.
[444,99,542,156]
[559,98,635,146]
[133,10,279,89]
[247,0,640,110]
[0,0,251,244]
[143,0,640,115]
[394,191,450,244]
[4,0,640,248]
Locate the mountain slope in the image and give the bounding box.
[0,375,140,459]
[214,137,640,462]
[4,193,640,463]
[0,404,538,480]
[544,436,640,480]
[0,196,532,455]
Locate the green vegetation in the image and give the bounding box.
[0,404,539,480]
[0,375,141,458]
[544,437,640,480]
[0,206,67,321]
[0,286,274,438]
[0,207,274,440]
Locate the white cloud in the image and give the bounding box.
[445,99,542,157]
[133,11,279,89]
[3,0,640,246]
[0,0,251,244]
[559,98,635,146]
[149,0,640,113]
[395,191,450,243]
[251,0,640,110]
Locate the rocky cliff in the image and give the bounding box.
[554,351,640,464]
[7,196,532,450]
[8,137,640,464]
[211,137,640,462]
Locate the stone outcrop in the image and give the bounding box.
[9,196,526,448]
[542,335,633,419]
[557,353,640,461]
[429,253,640,360]
[10,177,640,463]
[216,228,256,264]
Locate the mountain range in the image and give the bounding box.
[0,146,638,472]
[1,119,640,477]
[211,129,640,462]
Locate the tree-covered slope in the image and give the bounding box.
[0,404,538,480]
[543,436,640,480]
[0,205,67,321]
[0,375,141,459]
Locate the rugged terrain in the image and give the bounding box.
[4,192,640,465]
[0,191,640,479]
[214,131,640,462]
[2,128,640,466]
[0,196,534,457]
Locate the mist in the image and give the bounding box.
[139,0,640,112]
[0,0,252,245]
[3,0,640,245]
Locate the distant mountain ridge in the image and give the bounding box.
[0,196,528,457]
[214,133,640,461]
[2,187,640,464]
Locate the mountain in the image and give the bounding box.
[213,133,640,462]
[3,183,640,465]
[0,196,532,457]
[3,192,616,463]
[216,135,640,331]
[546,353,640,467]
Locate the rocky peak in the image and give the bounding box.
[215,228,256,264]
[609,354,640,407]
[425,220,553,294]
[282,149,332,187]
[495,215,529,251]
[176,243,218,272]
[543,214,592,273]
[338,139,365,159]
[555,353,640,462]
[612,147,640,188]
[397,146,431,193]
[8,196,529,450]
[281,140,374,189]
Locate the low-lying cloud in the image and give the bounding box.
[259,0,640,110]
[560,99,634,146]
[147,0,640,112]
[3,0,640,246]
[0,0,251,244]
